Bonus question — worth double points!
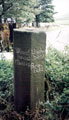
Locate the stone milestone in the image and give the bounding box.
[13,28,46,112]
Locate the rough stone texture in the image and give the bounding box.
[13,29,46,112]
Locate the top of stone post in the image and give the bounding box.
[14,28,46,33]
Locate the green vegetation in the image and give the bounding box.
[0,60,14,100]
[0,46,69,119]
[38,0,55,22]
[0,0,36,23]
[44,46,69,120]
[0,0,55,24]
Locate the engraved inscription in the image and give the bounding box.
[14,48,45,73]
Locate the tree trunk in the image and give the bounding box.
[0,17,2,23]
[35,15,40,27]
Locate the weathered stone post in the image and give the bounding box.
[13,28,46,112]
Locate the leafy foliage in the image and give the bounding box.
[0,46,69,119]
[0,60,14,100]
[0,0,36,23]
[0,0,55,24]
[44,46,69,120]
[37,0,55,22]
